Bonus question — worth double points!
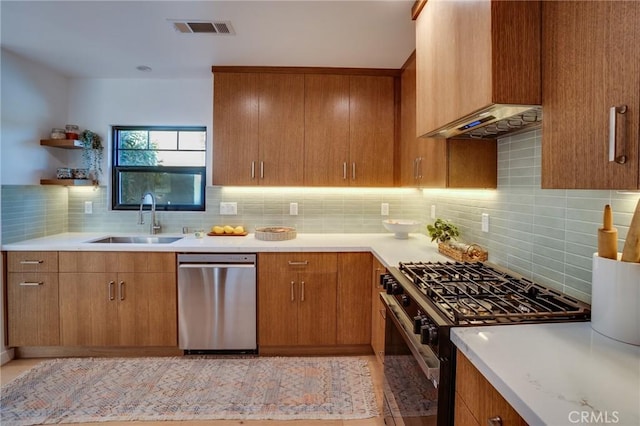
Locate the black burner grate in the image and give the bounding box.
[399,261,590,325]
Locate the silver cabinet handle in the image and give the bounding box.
[417,157,423,179]
[609,105,628,164]
[487,416,502,426]
[20,260,43,265]
[288,261,309,266]
[108,281,115,301]
[119,281,125,301]
[251,161,256,179]
[414,158,419,180]
[300,281,305,302]
[260,161,264,179]
[352,162,356,180]
[19,282,43,286]
[343,162,347,180]
[290,281,295,302]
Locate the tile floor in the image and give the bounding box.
[1,355,385,426]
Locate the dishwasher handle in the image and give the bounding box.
[179,263,255,269]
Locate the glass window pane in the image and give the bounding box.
[179,131,207,150]
[156,151,205,166]
[118,150,159,166]
[118,130,148,149]
[150,131,178,150]
[117,170,204,208]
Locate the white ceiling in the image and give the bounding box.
[0,0,416,79]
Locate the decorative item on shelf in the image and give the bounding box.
[254,226,296,241]
[50,128,66,139]
[56,167,72,179]
[80,129,103,184]
[72,168,88,179]
[65,124,79,140]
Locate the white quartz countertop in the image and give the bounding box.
[452,323,640,426]
[1,232,448,268]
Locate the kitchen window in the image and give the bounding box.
[112,126,206,211]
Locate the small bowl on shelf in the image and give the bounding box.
[382,219,421,239]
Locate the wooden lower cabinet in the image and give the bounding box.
[455,351,528,426]
[370,256,386,363]
[337,252,372,345]
[58,252,177,347]
[258,252,373,354]
[258,253,338,348]
[6,251,60,346]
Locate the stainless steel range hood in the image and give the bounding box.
[422,104,542,139]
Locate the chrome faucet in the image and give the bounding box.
[138,192,161,235]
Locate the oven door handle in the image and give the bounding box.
[381,292,441,388]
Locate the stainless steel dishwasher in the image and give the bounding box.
[177,253,257,353]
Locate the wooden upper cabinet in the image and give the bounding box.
[304,74,350,186]
[213,67,398,187]
[259,73,305,186]
[212,72,304,186]
[400,51,497,188]
[541,1,640,189]
[350,75,396,186]
[213,72,259,185]
[415,0,541,137]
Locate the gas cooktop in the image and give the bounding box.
[397,261,591,325]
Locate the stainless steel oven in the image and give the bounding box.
[380,261,591,426]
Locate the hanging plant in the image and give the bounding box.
[80,129,104,184]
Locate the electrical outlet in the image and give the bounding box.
[220,202,238,215]
[289,202,298,216]
[84,201,93,214]
[431,205,436,219]
[481,213,490,232]
[381,203,389,216]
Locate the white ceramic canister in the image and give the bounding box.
[591,253,640,345]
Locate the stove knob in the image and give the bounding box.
[392,283,403,295]
[401,295,410,307]
[420,324,438,345]
[413,316,423,334]
[427,325,439,345]
[420,325,430,344]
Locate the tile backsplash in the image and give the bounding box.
[2,130,639,302]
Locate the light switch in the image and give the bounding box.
[381,203,389,216]
[289,202,298,216]
[84,201,93,214]
[431,205,436,219]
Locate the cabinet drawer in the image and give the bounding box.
[59,251,176,273]
[7,251,58,272]
[259,252,338,273]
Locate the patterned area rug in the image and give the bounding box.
[1,356,378,425]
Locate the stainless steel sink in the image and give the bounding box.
[88,236,183,244]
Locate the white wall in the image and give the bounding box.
[1,48,70,185]
[67,77,213,185]
[1,49,71,364]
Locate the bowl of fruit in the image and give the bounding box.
[208,225,247,236]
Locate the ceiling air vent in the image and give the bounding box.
[169,20,235,35]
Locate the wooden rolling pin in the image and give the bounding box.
[598,204,618,260]
[621,198,640,263]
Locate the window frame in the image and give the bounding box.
[111,125,207,212]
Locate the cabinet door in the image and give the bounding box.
[258,73,305,186]
[541,1,640,189]
[59,273,117,346]
[304,74,350,186]
[337,252,372,345]
[370,256,386,362]
[297,272,337,346]
[257,253,298,346]
[212,72,259,185]
[117,272,177,346]
[349,75,395,186]
[7,272,59,346]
